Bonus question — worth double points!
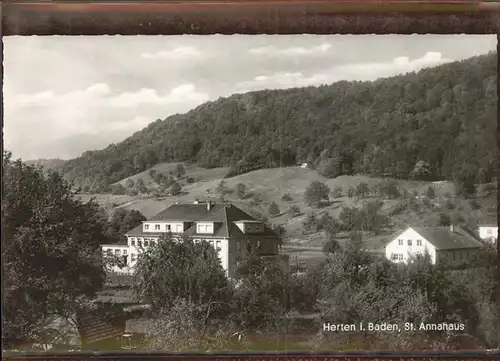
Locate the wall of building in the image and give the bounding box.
[143,221,185,233]
[436,248,479,264]
[385,228,436,264]
[102,244,131,274]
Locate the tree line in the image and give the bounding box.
[55,52,495,191]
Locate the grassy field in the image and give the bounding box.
[78,165,496,265]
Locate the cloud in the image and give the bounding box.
[109,84,209,108]
[236,52,453,91]
[141,46,202,60]
[4,83,210,159]
[249,43,332,57]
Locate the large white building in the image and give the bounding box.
[385,225,484,265]
[101,201,286,278]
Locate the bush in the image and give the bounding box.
[469,199,481,210]
[281,193,292,202]
[289,205,301,217]
[304,181,330,207]
[268,202,280,217]
[331,186,343,199]
[236,183,247,199]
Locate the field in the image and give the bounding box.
[77,165,497,265]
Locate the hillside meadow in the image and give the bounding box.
[77,164,496,265]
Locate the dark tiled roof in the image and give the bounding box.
[125,203,279,240]
[411,226,484,250]
[148,203,225,221]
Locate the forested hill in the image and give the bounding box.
[61,52,496,191]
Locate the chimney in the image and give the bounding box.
[450,224,454,233]
[206,201,212,211]
[193,199,199,204]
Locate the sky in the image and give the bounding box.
[3,35,496,160]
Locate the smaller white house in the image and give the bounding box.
[385,225,484,265]
[300,163,309,169]
[478,223,497,244]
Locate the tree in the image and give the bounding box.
[216,180,229,196]
[323,239,340,255]
[347,186,355,199]
[111,183,127,195]
[175,163,186,178]
[317,157,341,178]
[235,183,247,199]
[331,186,343,199]
[268,202,280,217]
[106,209,146,243]
[149,169,157,179]
[289,205,301,217]
[303,213,320,234]
[304,181,330,207]
[426,186,436,199]
[281,193,293,202]
[135,178,148,194]
[438,213,451,226]
[133,234,231,313]
[125,179,135,188]
[2,152,107,346]
[355,182,370,198]
[153,173,164,185]
[232,256,291,332]
[170,181,182,196]
[454,165,477,198]
[379,180,400,199]
[409,160,431,181]
[348,231,363,250]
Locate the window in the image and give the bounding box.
[123,249,127,255]
[131,254,136,262]
[416,239,422,246]
[115,249,120,255]
[398,254,403,261]
[166,224,171,231]
[236,241,241,251]
[155,224,160,230]
[487,229,493,234]
[391,253,397,260]
[144,224,150,230]
[107,249,112,256]
[151,240,156,246]
[407,239,412,246]
[144,240,149,247]
[176,224,183,233]
[131,238,136,246]
[398,239,403,246]
[138,240,142,247]
[216,241,221,251]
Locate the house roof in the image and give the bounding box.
[125,203,279,240]
[410,226,485,250]
[478,215,497,227]
[148,203,225,221]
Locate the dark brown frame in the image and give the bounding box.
[1,1,499,360]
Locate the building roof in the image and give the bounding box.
[125,202,278,239]
[478,215,497,227]
[148,203,225,221]
[409,226,485,250]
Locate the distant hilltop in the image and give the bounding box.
[51,52,496,191]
